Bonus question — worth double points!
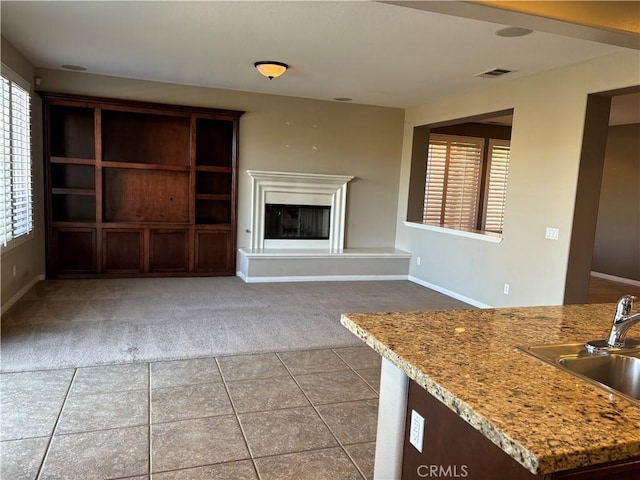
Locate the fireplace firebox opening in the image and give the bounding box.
[265,204,330,240]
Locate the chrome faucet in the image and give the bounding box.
[586,294,640,352]
[606,295,640,348]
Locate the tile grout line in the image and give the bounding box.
[214,356,262,480]
[33,421,150,437]
[237,352,352,473]
[225,350,363,477]
[333,348,381,396]
[275,351,370,480]
[329,347,380,479]
[147,361,152,478]
[35,368,78,480]
[329,348,380,479]
[280,360,369,480]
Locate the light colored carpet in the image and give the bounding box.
[1,278,471,372]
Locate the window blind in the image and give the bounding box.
[423,134,484,230]
[1,68,33,250]
[423,139,447,225]
[1,77,11,246]
[483,139,510,233]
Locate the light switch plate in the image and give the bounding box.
[545,227,559,240]
[409,409,425,453]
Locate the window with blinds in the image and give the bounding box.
[423,134,484,230]
[483,139,510,233]
[423,133,510,234]
[1,67,33,252]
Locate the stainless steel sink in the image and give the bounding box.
[516,342,640,406]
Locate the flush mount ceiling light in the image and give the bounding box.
[254,61,288,79]
[495,27,533,38]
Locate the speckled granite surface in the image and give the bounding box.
[341,304,640,475]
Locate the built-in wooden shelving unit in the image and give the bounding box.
[41,92,243,278]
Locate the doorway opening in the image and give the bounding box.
[564,87,640,304]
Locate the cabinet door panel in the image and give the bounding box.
[102,229,143,273]
[194,230,233,274]
[551,459,640,479]
[150,229,189,272]
[403,379,538,480]
[51,228,96,274]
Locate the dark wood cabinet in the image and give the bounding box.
[403,379,640,480]
[102,229,144,274]
[149,229,190,273]
[194,229,234,273]
[51,228,97,274]
[42,93,243,278]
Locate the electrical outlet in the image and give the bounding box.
[409,409,425,453]
[503,283,510,295]
[416,256,421,266]
[545,227,559,240]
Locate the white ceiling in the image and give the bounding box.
[0,1,637,111]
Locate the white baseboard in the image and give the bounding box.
[408,275,492,309]
[238,274,408,284]
[1,274,45,314]
[591,271,640,287]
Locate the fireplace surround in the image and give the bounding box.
[246,170,354,251]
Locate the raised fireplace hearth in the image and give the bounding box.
[239,170,411,283]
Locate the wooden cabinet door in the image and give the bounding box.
[50,228,97,275]
[550,458,640,479]
[403,379,539,480]
[194,230,234,274]
[102,229,144,274]
[149,229,190,273]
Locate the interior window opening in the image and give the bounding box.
[407,109,513,236]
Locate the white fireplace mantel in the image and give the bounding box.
[247,170,354,251]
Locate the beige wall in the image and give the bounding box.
[23,67,405,272]
[1,37,45,309]
[592,123,640,281]
[4,35,637,311]
[396,50,640,307]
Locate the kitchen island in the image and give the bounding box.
[341,303,640,479]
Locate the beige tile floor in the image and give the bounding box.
[1,346,381,480]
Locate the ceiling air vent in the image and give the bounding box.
[474,68,513,79]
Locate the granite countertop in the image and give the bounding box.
[341,303,640,475]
